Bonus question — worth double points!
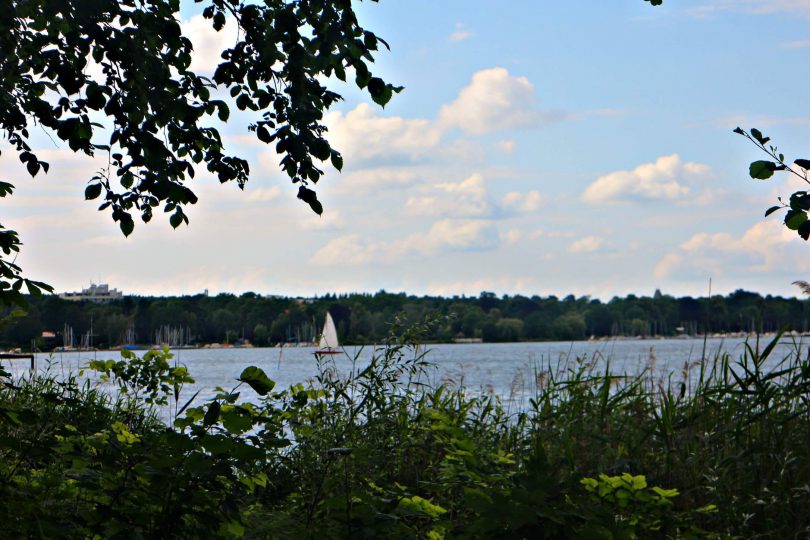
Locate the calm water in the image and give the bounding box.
[6,336,806,410]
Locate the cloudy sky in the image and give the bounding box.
[5,0,810,298]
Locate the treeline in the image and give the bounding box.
[3,288,810,350]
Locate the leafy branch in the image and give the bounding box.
[734,127,810,240]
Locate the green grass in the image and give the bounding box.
[1,326,810,538]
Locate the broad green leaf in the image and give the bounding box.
[220,407,253,434]
[799,221,810,241]
[330,150,343,172]
[795,159,810,170]
[203,401,221,426]
[170,211,183,229]
[749,160,777,180]
[119,215,134,237]
[239,366,275,396]
[785,210,807,230]
[85,183,103,200]
[751,128,770,145]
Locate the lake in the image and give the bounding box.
[6,335,806,410]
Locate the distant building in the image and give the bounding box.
[60,283,123,303]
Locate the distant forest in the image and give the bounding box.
[3,289,810,350]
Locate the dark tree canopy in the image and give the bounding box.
[0,0,398,306]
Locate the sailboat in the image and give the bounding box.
[315,312,342,355]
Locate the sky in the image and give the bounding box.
[4,0,810,299]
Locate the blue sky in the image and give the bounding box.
[4,0,810,298]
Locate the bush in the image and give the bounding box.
[2,328,810,538]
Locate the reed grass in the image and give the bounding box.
[2,328,810,538]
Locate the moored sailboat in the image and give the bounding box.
[315,312,342,355]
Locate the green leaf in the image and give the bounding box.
[85,183,103,200]
[794,159,810,170]
[256,125,272,143]
[297,186,323,215]
[119,215,134,237]
[170,211,183,229]
[764,205,782,217]
[749,160,777,180]
[799,221,810,241]
[26,160,40,177]
[330,151,343,172]
[220,407,253,434]
[785,210,807,230]
[733,126,745,135]
[751,128,770,146]
[203,401,221,426]
[238,366,275,396]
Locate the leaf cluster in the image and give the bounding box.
[735,127,810,240]
[0,0,396,305]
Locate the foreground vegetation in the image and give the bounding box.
[2,321,810,538]
[5,288,810,350]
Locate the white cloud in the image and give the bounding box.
[567,236,605,253]
[582,154,713,204]
[653,253,683,280]
[448,23,472,42]
[494,139,516,154]
[246,186,281,203]
[782,39,810,48]
[654,221,807,279]
[324,103,442,162]
[688,0,810,17]
[502,190,542,213]
[500,229,522,245]
[418,219,499,253]
[312,234,378,265]
[300,209,345,231]
[439,68,541,135]
[406,173,492,218]
[404,173,543,218]
[182,14,239,74]
[680,231,737,252]
[337,167,421,193]
[311,218,500,266]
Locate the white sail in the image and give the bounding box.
[318,313,339,350]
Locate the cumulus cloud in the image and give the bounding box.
[312,234,378,265]
[337,167,421,193]
[420,219,499,253]
[581,154,713,204]
[404,173,543,219]
[312,218,500,266]
[320,67,560,165]
[654,221,807,279]
[567,236,605,253]
[500,229,523,245]
[406,173,492,218]
[502,190,542,213]
[653,253,683,280]
[182,14,239,74]
[494,139,516,154]
[439,68,541,135]
[324,103,442,162]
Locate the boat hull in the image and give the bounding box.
[315,349,343,355]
